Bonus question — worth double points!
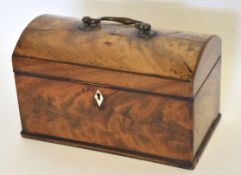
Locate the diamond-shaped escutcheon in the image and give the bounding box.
[94,89,104,107]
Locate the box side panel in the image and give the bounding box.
[193,36,221,94]
[193,60,221,155]
[15,74,193,162]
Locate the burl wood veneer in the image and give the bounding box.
[12,15,221,169]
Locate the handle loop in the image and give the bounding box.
[79,16,156,38]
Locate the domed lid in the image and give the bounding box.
[12,15,221,97]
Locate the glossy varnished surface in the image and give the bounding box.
[12,56,193,98]
[16,74,193,161]
[12,14,222,169]
[13,14,220,81]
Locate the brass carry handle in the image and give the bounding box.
[79,16,157,38]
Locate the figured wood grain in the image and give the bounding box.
[15,74,193,161]
[12,56,193,98]
[12,14,222,169]
[21,113,220,169]
[13,14,219,81]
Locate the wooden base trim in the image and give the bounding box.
[21,114,221,170]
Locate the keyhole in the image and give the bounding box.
[97,93,101,100]
[95,89,104,107]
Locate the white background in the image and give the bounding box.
[0,0,241,174]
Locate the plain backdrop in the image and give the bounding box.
[0,0,241,175]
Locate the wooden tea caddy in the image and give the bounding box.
[12,15,221,169]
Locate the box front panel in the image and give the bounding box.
[15,74,193,161]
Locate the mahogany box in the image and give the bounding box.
[12,15,221,169]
